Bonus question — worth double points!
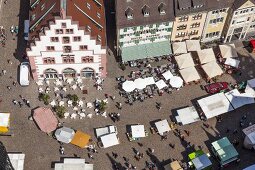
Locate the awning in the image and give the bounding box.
[70,131,91,148]
[162,70,173,80]
[122,81,136,92]
[219,44,238,58]
[155,119,171,135]
[144,77,155,85]
[33,107,58,133]
[179,67,200,83]
[224,89,254,109]
[176,106,200,125]
[155,80,167,90]
[201,61,223,78]
[170,76,183,88]
[121,41,172,62]
[175,53,195,69]
[134,78,147,90]
[196,48,216,64]
[100,133,119,148]
[172,42,187,54]
[186,40,201,52]
[131,125,146,138]
[55,127,75,144]
[197,93,234,119]
[224,58,240,68]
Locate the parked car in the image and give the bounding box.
[19,62,30,86]
[204,82,229,94]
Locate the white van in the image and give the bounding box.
[24,20,29,40]
[19,62,30,86]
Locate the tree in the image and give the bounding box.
[38,93,50,105]
[54,106,66,119]
[98,100,107,112]
[67,94,79,106]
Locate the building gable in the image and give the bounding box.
[238,0,255,9]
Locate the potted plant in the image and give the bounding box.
[38,93,50,105]
[54,106,66,119]
[98,100,107,112]
[67,94,79,106]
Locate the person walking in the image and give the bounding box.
[18,101,23,108]
[2,70,6,75]
[26,100,31,107]
[13,81,17,87]
[12,100,18,105]
[7,86,11,90]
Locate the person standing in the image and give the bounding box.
[2,70,6,75]
[26,100,31,107]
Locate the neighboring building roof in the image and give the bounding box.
[206,0,235,11]
[115,0,175,28]
[174,0,208,16]
[29,0,106,46]
[233,0,255,10]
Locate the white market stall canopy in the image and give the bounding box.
[134,78,147,90]
[55,127,75,144]
[170,76,183,88]
[122,81,136,92]
[196,48,216,64]
[144,77,155,86]
[155,119,171,135]
[201,61,223,78]
[8,153,25,170]
[224,89,254,109]
[179,67,200,83]
[175,53,195,69]
[176,106,200,125]
[197,93,234,119]
[0,112,10,127]
[155,80,168,90]
[131,125,146,138]
[224,58,240,68]
[186,40,201,52]
[162,70,173,80]
[100,133,119,148]
[95,125,117,138]
[219,44,238,58]
[245,78,255,97]
[172,41,187,54]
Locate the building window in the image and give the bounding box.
[50,37,59,42]
[192,13,202,20]
[66,29,73,34]
[87,3,91,9]
[41,3,45,11]
[97,12,101,18]
[81,56,94,63]
[31,14,36,21]
[62,37,70,43]
[63,56,75,63]
[56,29,63,34]
[43,57,55,64]
[177,24,187,30]
[179,16,188,22]
[46,46,55,51]
[97,35,101,42]
[61,23,66,28]
[63,46,72,53]
[87,25,91,32]
[80,45,88,50]
[73,36,81,42]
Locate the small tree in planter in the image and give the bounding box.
[38,93,50,105]
[98,100,107,112]
[67,94,79,106]
[54,106,66,119]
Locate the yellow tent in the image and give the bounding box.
[0,112,10,133]
[70,131,91,148]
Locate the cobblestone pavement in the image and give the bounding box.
[1,1,255,170]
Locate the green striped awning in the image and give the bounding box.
[121,41,172,62]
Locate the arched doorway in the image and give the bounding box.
[80,67,95,78]
[63,68,76,78]
[44,68,58,79]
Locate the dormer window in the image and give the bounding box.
[158,3,166,15]
[125,7,133,20]
[142,5,150,17]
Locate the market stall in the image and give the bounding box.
[186,40,201,52]
[54,127,75,144]
[172,41,187,54]
[0,112,10,133]
[95,125,117,138]
[127,124,148,141]
[155,119,171,136]
[122,81,136,92]
[70,131,91,148]
[144,77,155,86]
[162,70,173,80]
[164,161,183,170]
[169,76,183,88]
[242,124,255,149]
[188,150,212,170]
[245,78,255,97]
[196,48,216,64]
[197,93,234,119]
[99,133,120,148]
[155,80,167,90]
[134,78,147,90]
[179,67,200,83]
[175,106,200,125]
[219,44,238,58]
[224,58,240,68]
[175,53,195,69]
[201,61,223,79]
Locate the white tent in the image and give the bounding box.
[224,89,254,109]
[224,58,240,68]
[155,119,171,135]
[55,127,75,144]
[201,61,223,78]
[95,125,117,138]
[100,133,119,148]
[8,153,25,170]
[196,48,216,64]
[54,158,93,170]
[176,106,200,125]
[179,67,200,83]
[155,80,168,90]
[175,53,195,69]
[219,44,238,58]
[170,76,183,88]
[245,78,255,97]
[197,93,234,119]
[122,81,136,92]
[172,41,187,54]
[162,70,173,80]
[186,40,201,52]
[243,124,255,149]
[131,125,146,138]
[144,77,155,85]
[134,78,147,90]
[0,112,10,127]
